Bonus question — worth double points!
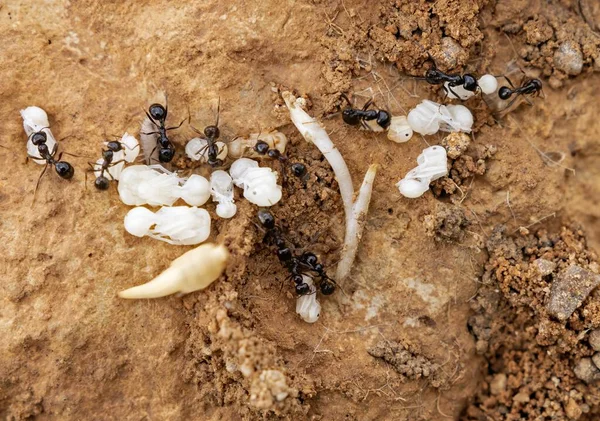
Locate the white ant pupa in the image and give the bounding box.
[124,206,211,245]
[396,145,448,198]
[295,275,321,323]
[210,170,237,219]
[118,165,210,207]
[20,106,57,165]
[229,158,282,207]
[227,131,288,158]
[407,100,473,135]
[118,243,229,299]
[185,138,228,163]
[386,116,413,143]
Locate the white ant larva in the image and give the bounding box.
[118,243,229,299]
[229,158,282,207]
[124,206,211,245]
[396,145,448,198]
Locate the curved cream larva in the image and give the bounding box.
[118,243,229,299]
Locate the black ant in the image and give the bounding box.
[190,98,226,167]
[497,77,543,112]
[339,94,391,131]
[253,140,307,179]
[258,210,335,296]
[28,130,74,197]
[142,99,185,163]
[420,56,479,99]
[88,140,137,190]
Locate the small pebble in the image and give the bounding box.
[592,353,600,370]
[533,258,556,276]
[589,330,600,351]
[565,398,583,420]
[490,373,507,395]
[554,41,584,76]
[546,265,600,321]
[573,357,600,383]
[438,37,466,69]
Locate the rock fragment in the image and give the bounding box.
[554,41,584,76]
[546,265,600,321]
[589,330,600,351]
[573,358,600,383]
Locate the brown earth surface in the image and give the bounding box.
[1,0,600,420]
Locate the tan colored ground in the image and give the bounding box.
[1,0,600,420]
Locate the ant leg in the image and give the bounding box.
[496,93,522,115]
[32,163,49,203]
[362,98,374,111]
[215,96,221,127]
[165,117,186,131]
[147,145,158,164]
[144,110,159,128]
[340,92,353,107]
[501,75,516,90]
[141,130,160,136]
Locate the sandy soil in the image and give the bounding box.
[1,0,600,420]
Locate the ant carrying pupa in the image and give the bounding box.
[28,130,75,197]
[89,134,139,190]
[339,93,391,132]
[186,98,228,167]
[258,209,336,298]
[141,95,186,164]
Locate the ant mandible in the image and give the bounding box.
[142,97,185,163]
[340,93,391,131]
[29,130,74,197]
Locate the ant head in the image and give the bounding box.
[531,78,543,91]
[55,161,74,179]
[106,141,122,152]
[254,140,270,155]
[291,163,307,178]
[463,74,478,92]
[295,283,311,296]
[376,110,392,129]
[275,238,286,248]
[292,274,304,284]
[342,109,361,125]
[149,103,166,121]
[95,175,110,190]
[158,147,175,163]
[498,86,513,101]
[320,279,335,295]
[276,247,292,261]
[258,209,275,229]
[204,125,220,139]
[314,263,324,273]
[31,131,47,145]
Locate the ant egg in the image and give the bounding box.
[228,131,288,158]
[124,206,211,245]
[387,116,413,143]
[478,74,498,95]
[296,276,320,323]
[210,170,237,219]
[185,138,228,162]
[21,106,57,165]
[396,145,448,198]
[118,243,229,299]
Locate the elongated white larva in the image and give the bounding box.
[118,243,229,299]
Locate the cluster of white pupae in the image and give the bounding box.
[389,75,499,198]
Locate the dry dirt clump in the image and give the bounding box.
[493,0,600,87]
[368,340,444,388]
[431,137,497,200]
[463,222,600,420]
[423,203,470,243]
